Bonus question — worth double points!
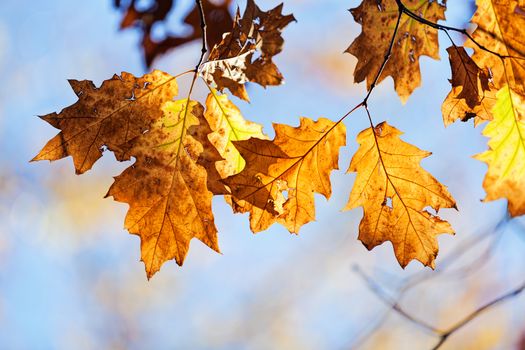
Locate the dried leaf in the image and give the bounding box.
[345,122,456,268]
[200,0,295,101]
[347,0,445,102]
[441,46,496,126]
[475,85,525,217]
[225,118,346,233]
[107,99,223,278]
[32,71,178,174]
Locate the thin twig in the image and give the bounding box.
[195,0,208,72]
[395,0,525,60]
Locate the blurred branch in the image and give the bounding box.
[353,265,443,335]
[351,216,525,350]
[431,280,525,350]
[349,216,509,349]
[356,264,525,350]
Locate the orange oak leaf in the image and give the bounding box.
[32,70,178,174]
[106,99,223,278]
[441,46,496,126]
[345,122,456,268]
[225,118,346,233]
[347,0,446,102]
[466,0,525,95]
[200,0,295,101]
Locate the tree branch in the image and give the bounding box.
[355,265,525,350]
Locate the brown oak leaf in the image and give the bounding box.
[345,122,456,268]
[225,118,346,233]
[32,70,178,174]
[347,0,446,103]
[441,46,496,126]
[106,99,223,278]
[200,0,295,101]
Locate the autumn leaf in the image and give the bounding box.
[466,0,525,95]
[200,0,295,101]
[32,71,178,174]
[204,90,267,180]
[441,46,496,126]
[106,99,223,278]
[345,122,456,268]
[225,118,346,233]
[347,0,445,102]
[475,85,525,217]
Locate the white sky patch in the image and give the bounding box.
[0,21,10,72]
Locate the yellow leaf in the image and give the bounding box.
[345,122,456,268]
[204,90,268,180]
[32,71,178,174]
[107,99,223,278]
[225,117,346,233]
[475,85,525,217]
[346,0,445,102]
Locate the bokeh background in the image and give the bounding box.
[1,0,525,349]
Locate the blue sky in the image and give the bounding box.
[0,1,524,349]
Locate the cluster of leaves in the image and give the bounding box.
[34,0,525,278]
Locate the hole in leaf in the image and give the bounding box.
[424,206,437,216]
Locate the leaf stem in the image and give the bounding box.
[363,7,403,107]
